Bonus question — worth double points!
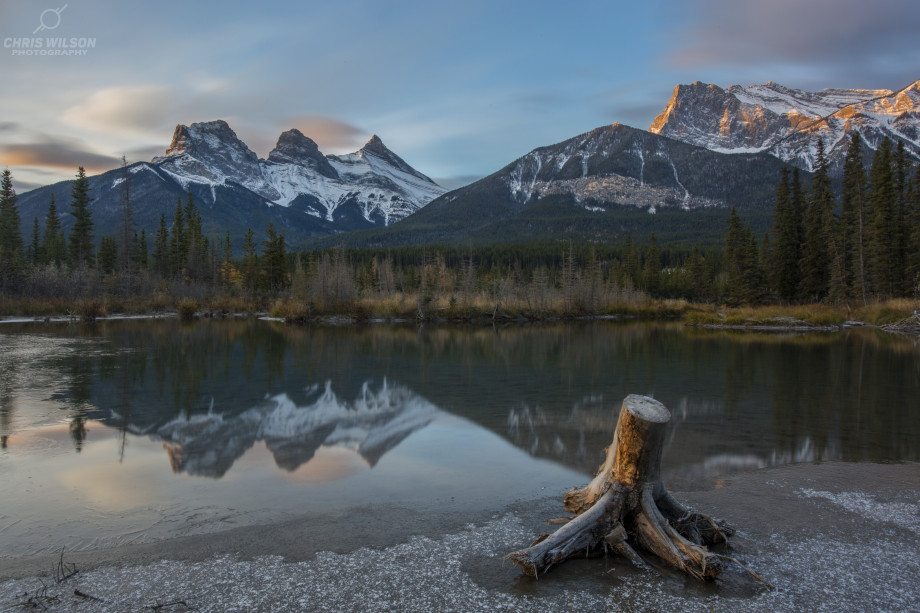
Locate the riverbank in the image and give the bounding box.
[2,294,918,330]
[1,461,918,612]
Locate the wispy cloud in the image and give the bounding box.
[0,136,121,172]
[664,0,920,88]
[125,145,168,163]
[62,85,180,134]
[283,116,367,153]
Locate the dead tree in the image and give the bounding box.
[507,394,734,580]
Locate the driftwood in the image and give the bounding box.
[507,395,734,580]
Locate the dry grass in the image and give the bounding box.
[853,298,920,326]
[685,304,846,327]
[5,286,915,331]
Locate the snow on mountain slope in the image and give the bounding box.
[152,121,445,226]
[154,120,280,200]
[650,80,920,171]
[502,124,730,213]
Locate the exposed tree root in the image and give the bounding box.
[507,395,742,582]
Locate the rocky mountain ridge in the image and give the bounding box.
[650,80,920,172]
[16,119,445,246]
[153,119,445,225]
[322,123,790,247]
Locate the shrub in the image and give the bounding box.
[177,299,199,321]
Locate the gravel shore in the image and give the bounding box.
[2,461,918,612]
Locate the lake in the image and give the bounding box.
[1,318,918,560]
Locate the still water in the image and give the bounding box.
[1,319,918,558]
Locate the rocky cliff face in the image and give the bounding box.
[650,80,920,172]
[266,128,337,178]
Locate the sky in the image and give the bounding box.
[1,0,918,192]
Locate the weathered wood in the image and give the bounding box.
[507,394,734,581]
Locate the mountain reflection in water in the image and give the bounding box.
[2,318,920,556]
[139,379,435,478]
[1,319,918,490]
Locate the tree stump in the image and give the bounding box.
[507,395,734,580]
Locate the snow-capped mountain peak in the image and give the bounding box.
[650,80,920,172]
[357,134,428,179]
[153,119,274,200]
[160,119,256,163]
[267,129,337,179]
[150,119,445,228]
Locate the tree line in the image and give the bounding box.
[2,134,917,317]
[0,164,290,304]
[725,135,919,305]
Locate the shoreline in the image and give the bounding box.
[1,461,918,611]
[0,309,901,332]
[2,311,914,337]
[2,296,918,333]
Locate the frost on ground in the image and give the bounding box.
[3,487,920,613]
[800,488,920,535]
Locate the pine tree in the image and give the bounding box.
[770,166,801,302]
[909,164,920,293]
[893,139,911,295]
[169,198,186,277]
[220,232,234,289]
[98,235,118,274]
[643,233,660,296]
[725,207,767,304]
[242,229,259,296]
[790,167,806,267]
[262,222,290,293]
[837,133,868,303]
[117,157,134,277]
[28,217,41,265]
[136,229,148,270]
[688,246,711,302]
[800,139,835,301]
[760,231,772,286]
[42,194,66,266]
[623,235,639,288]
[68,166,94,268]
[182,193,208,281]
[152,214,170,277]
[0,169,23,264]
[741,226,767,304]
[725,207,745,303]
[869,139,897,296]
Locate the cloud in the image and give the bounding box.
[9,178,46,193]
[0,136,121,172]
[665,0,920,86]
[125,145,168,163]
[0,121,19,132]
[62,85,179,134]
[283,115,366,153]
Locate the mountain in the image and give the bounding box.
[314,123,792,248]
[650,80,920,172]
[16,120,445,247]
